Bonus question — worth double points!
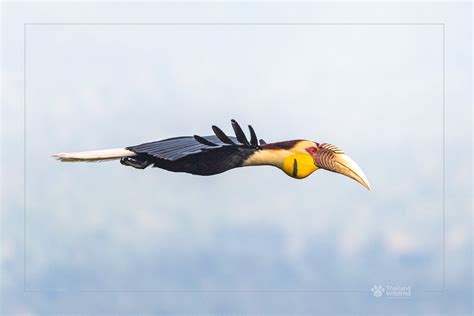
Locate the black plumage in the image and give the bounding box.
[248,125,258,147]
[231,119,250,146]
[211,125,236,145]
[193,135,219,147]
[124,120,261,175]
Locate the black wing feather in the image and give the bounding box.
[127,135,231,161]
[194,135,219,146]
[248,125,258,147]
[231,119,250,146]
[212,125,236,145]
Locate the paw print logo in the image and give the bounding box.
[371,285,384,297]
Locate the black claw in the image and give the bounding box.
[212,125,235,145]
[231,119,250,146]
[259,139,267,145]
[120,157,151,169]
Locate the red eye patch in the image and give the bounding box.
[306,147,318,155]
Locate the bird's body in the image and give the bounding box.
[54,120,370,190]
[124,135,256,176]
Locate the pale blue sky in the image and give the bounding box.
[1,2,472,315]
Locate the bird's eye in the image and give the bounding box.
[306,147,318,155]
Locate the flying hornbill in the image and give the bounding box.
[53,119,371,190]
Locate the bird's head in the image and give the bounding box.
[284,140,371,190]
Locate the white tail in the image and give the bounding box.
[53,148,136,162]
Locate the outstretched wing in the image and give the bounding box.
[126,135,234,161]
[125,120,265,175]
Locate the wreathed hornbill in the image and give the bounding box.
[54,120,370,190]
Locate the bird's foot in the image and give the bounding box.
[120,157,151,169]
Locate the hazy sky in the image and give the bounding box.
[1,2,472,315]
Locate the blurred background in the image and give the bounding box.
[2,2,471,315]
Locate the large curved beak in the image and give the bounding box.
[330,153,371,190]
[314,144,371,190]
